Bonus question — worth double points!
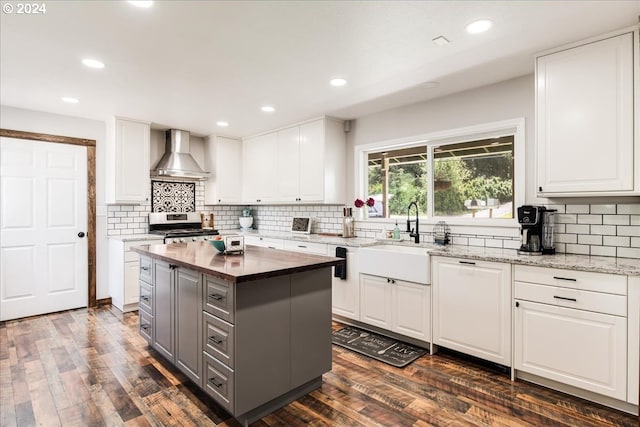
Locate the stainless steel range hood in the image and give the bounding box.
[152,129,209,180]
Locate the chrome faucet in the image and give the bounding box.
[406,201,420,244]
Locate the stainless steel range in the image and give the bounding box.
[148,212,219,243]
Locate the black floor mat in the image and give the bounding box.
[332,325,428,367]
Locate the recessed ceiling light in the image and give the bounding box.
[216,121,229,127]
[61,97,79,104]
[432,36,450,46]
[465,19,493,34]
[128,1,153,8]
[81,58,105,69]
[261,105,275,113]
[330,78,347,87]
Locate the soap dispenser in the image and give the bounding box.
[392,220,400,240]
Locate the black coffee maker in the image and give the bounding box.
[517,205,545,255]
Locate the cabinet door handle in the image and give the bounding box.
[208,294,224,301]
[459,260,476,265]
[553,295,577,302]
[208,335,224,345]
[140,295,149,302]
[140,324,150,330]
[169,264,177,270]
[208,377,224,388]
[553,276,576,282]
[140,266,149,271]
[515,301,520,308]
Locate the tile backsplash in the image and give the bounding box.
[251,203,640,259]
[550,203,640,259]
[106,181,242,236]
[108,190,640,259]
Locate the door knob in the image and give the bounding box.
[77,232,86,238]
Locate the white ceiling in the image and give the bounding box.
[1,1,638,138]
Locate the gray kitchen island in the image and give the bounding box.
[132,241,343,426]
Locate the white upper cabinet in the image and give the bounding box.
[276,126,300,202]
[204,136,243,205]
[105,117,151,204]
[243,132,278,204]
[244,117,346,204]
[536,27,638,196]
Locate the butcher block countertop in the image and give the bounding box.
[131,241,343,283]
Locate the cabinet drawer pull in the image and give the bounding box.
[140,323,150,330]
[140,295,150,302]
[208,336,224,345]
[169,264,177,270]
[459,260,476,265]
[553,276,576,282]
[298,245,307,248]
[208,377,223,388]
[208,294,224,301]
[267,246,277,249]
[553,295,577,302]
[140,266,149,271]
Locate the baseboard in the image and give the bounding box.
[96,297,112,306]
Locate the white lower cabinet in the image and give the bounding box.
[330,246,360,321]
[360,274,430,342]
[393,280,431,342]
[513,265,629,402]
[514,300,627,400]
[432,257,511,366]
[243,235,284,250]
[283,240,328,255]
[109,237,163,312]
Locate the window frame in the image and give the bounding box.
[354,118,525,228]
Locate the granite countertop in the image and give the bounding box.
[426,245,640,276]
[131,241,344,283]
[109,234,165,242]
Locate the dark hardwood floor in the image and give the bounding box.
[0,306,636,426]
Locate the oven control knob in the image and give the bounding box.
[173,239,179,244]
[191,237,197,242]
[179,238,185,243]
[203,236,209,241]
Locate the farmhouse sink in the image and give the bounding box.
[359,244,430,284]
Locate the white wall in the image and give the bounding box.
[0,105,110,298]
[346,74,536,203]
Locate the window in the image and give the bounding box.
[433,136,513,219]
[357,119,524,223]
[368,146,428,218]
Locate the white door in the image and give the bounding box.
[1,137,88,321]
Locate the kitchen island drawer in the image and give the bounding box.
[139,281,153,314]
[514,265,626,295]
[203,351,234,413]
[203,311,234,368]
[139,255,153,284]
[139,309,153,344]
[204,274,234,322]
[515,281,626,316]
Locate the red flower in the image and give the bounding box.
[354,198,364,208]
[366,197,375,207]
